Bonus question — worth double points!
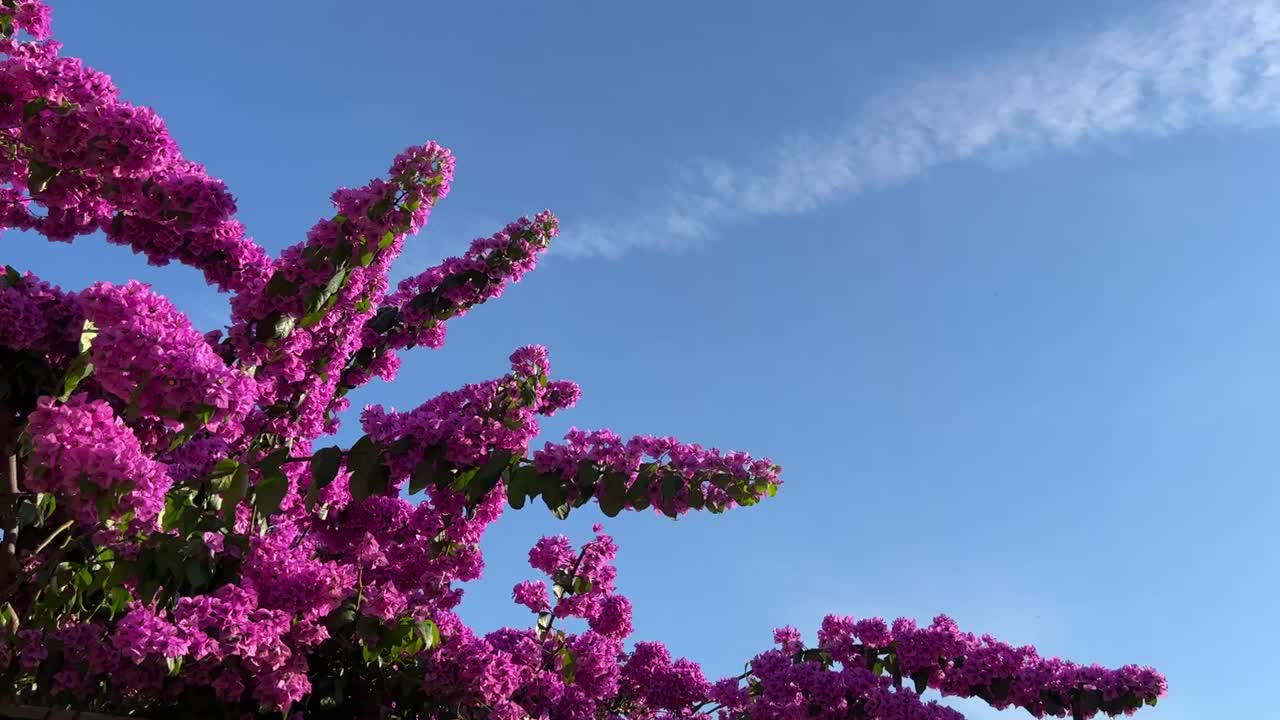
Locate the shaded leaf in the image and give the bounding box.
[599,471,627,517]
[253,466,289,517]
[506,464,537,510]
[409,453,447,495]
[221,465,250,525]
[659,470,682,519]
[912,669,931,695]
[468,451,513,503]
[310,446,343,489]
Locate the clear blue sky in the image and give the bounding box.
[15,1,1280,717]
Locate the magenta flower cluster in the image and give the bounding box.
[533,428,782,516]
[24,393,170,526]
[79,280,257,440]
[0,3,1167,719]
[362,345,578,478]
[384,211,558,352]
[0,266,82,364]
[226,142,456,440]
[0,28,272,292]
[337,211,558,395]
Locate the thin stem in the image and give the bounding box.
[539,545,590,653]
[33,518,73,555]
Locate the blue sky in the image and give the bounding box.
[14,1,1280,717]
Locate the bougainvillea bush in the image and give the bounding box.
[0,2,1167,718]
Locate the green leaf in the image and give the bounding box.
[575,459,599,496]
[346,434,377,468]
[599,471,627,517]
[347,435,388,501]
[107,586,131,616]
[367,196,393,222]
[686,482,705,510]
[22,98,47,121]
[272,313,296,339]
[308,269,348,315]
[221,465,250,525]
[449,466,479,494]
[15,498,37,530]
[1076,688,1102,718]
[211,458,240,479]
[386,436,415,457]
[253,466,289,518]
[912,669,931,695]
[299,268,350,328]
[310,446,343,489]
[379,231,396,249]
[708,472,735,489]
[535,612,553,639]
[417,619,441,649]
[506,464,537,510]
[886,651,901,687]
[36,492,56,522]
[368,306,400,334]
[409,454,446,495]
[468,451,512,503]
[326,603,358,634]
[558,647,577,684]
[154,541,184,584]
[1041,691,1066,716]
[161,493,190,532]
[57,356,92,401]
[191,403,216,426]
[572,576,592,595]
[659,470,682,519]
[540,475,570,519]
[26,158,59,194]
[95,492,115,522]
[78,319,97,353]
[265,271,295,298]
[628,467,653,511]
[184,556,211,590]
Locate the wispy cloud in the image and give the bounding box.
[555,0,1280,258]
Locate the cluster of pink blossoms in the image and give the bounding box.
[408,528,712,720]
[809,614,1166,716]
[79,280,257,440]
[0,266,81,363]
[226,142,457,439]
[362,345,579,481]
[338,212,558,393]
[532,428,782,517]
[0,6,271,293]
[0,2,1166,719]
[380,212,558,351]
[23,394,170,526]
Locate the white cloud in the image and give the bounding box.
[554,0,1280,258]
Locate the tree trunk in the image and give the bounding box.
[0,401,18,591]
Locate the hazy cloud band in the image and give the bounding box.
[556,0,1280,258]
